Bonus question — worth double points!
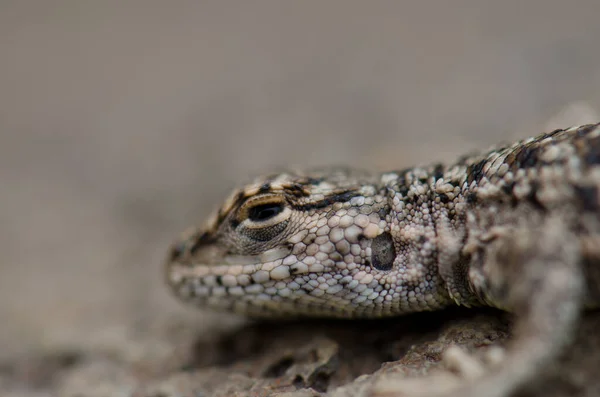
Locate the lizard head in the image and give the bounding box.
[165,167,439,317]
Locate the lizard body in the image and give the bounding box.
[166,123,600,316]
[165,123,600,396]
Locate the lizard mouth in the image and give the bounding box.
[167,245,293,283]
[165,243,361,317]
[166,245,298,298]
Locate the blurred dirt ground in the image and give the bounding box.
[1,2,600,396]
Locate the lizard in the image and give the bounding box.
[165,123,600,397]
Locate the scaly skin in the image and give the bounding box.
[165,123,600,397]
[166,123,600,317]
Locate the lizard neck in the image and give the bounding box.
[378,162,482,310]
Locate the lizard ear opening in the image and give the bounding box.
[370,232,395,271]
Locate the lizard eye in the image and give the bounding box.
[236,195,291,242]
[248,203,284,222]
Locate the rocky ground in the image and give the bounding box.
[4,309,600,396]
[2,2,600,396]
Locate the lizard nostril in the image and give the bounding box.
[189,232,217,256]
[168,241,187,262]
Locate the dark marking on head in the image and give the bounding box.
[501,181,515,196]
[215,275,223,286]
[235,191,247,205]
[584,135,600,165]
[466,192,478,205]
[526,181,546,211]
[258,183,271,193]
[290,191,359,211]
[388,171,411,197]
[397,185,409,197]
[514,143,540,169]
[537,132,552,141]
[433,163,444,180]
[216,191,248,226]
[370,232,396,271]
[438,193,450,204]
[216,208,228,225]
[576,124,598,138]
[547,128,563,138]
[168,242,186,262]
[378,207,391,218]
[448,179,462,188]
[286,183,310,197]
[391,169,410,184]
[574,184,599,211]
[467,159,487,184]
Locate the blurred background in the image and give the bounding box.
[1,0,600,375]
